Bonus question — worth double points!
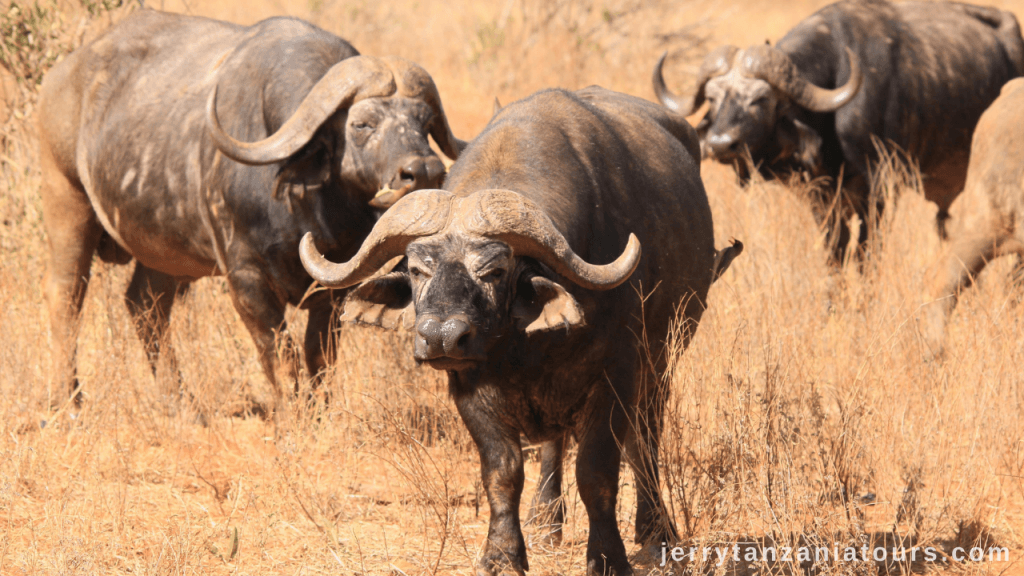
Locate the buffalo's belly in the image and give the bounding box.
[91,188,219,279]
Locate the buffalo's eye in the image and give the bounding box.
[410,266,431,280]
[352,121,375,131]
[479,268,504,283]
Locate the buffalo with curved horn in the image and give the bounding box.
[654,0,1024,264]
[38,9,465,410]
[302,86,742,576]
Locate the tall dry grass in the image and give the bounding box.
[1,0,1022,574]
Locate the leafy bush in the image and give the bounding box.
[0,1,133,97]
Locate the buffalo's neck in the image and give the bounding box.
[445,318,630,442]
[214,171,375,304]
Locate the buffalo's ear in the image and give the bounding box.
[274,137,334,205]
[777,117,823,175]
[792,118,823,174]
[511,275,585,334]
[340,270,415,330]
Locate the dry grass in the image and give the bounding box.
[1,0,1023,574]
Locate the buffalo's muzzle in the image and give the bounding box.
[706,131,741,159]
[415,314,478,366]
[388,155,446,191]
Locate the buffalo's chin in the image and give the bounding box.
[418,357,481,371]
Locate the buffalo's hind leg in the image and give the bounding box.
[125,263,190,398]
[921,229,1017,356]
[40,150,103,407]
[527,434,566,547]
[576,396,632,576]
[936,207,952,241]
[624,399,678,549]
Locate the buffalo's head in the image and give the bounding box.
[297,189,640,372]
[206,55,464,210]
[653,45,861,174]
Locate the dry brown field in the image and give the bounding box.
[1,0,1023,574]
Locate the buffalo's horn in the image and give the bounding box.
[461,190,641,291]
[653,45,738,115]
[207,56,396,166]
[299,189,453,288]
[381,56,468,161]
[742,45,862,112]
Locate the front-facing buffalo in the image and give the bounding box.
[39,10,463,409]
[654,0,1024,263]
[301,87,741,575]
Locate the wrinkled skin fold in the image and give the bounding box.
[302,86,742,575]
[37,9,464,411]
[654,0,1024,265]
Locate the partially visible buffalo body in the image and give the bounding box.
[921,78,1024,356]
[654,0,1024,263]
[38,10,464,408]
[300,87,742,575]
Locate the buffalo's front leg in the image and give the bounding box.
[527,434,566,546]
[302,288,346,394]
[577,398,632,575]
[227,267,297,415]
[810,200,853,267]
[455,391,528,576]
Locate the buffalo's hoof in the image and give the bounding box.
[631,542,671,570]
[587,557,633,576]
[477,544,528,576]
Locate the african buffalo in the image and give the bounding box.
[921,78,1024,356]
[654,0,1024,263]
[38,10,464,409]
[300,86,742,575]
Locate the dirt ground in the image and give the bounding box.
[0,0,1022,574]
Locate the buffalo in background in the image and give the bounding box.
[921,78,1024,356]
[654,0,1024,264]
[300,86,741,576]
[38,9,464,410]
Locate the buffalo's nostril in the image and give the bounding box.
[415,317,445,359]
[441,317,475,357]
[398,158,426,184]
